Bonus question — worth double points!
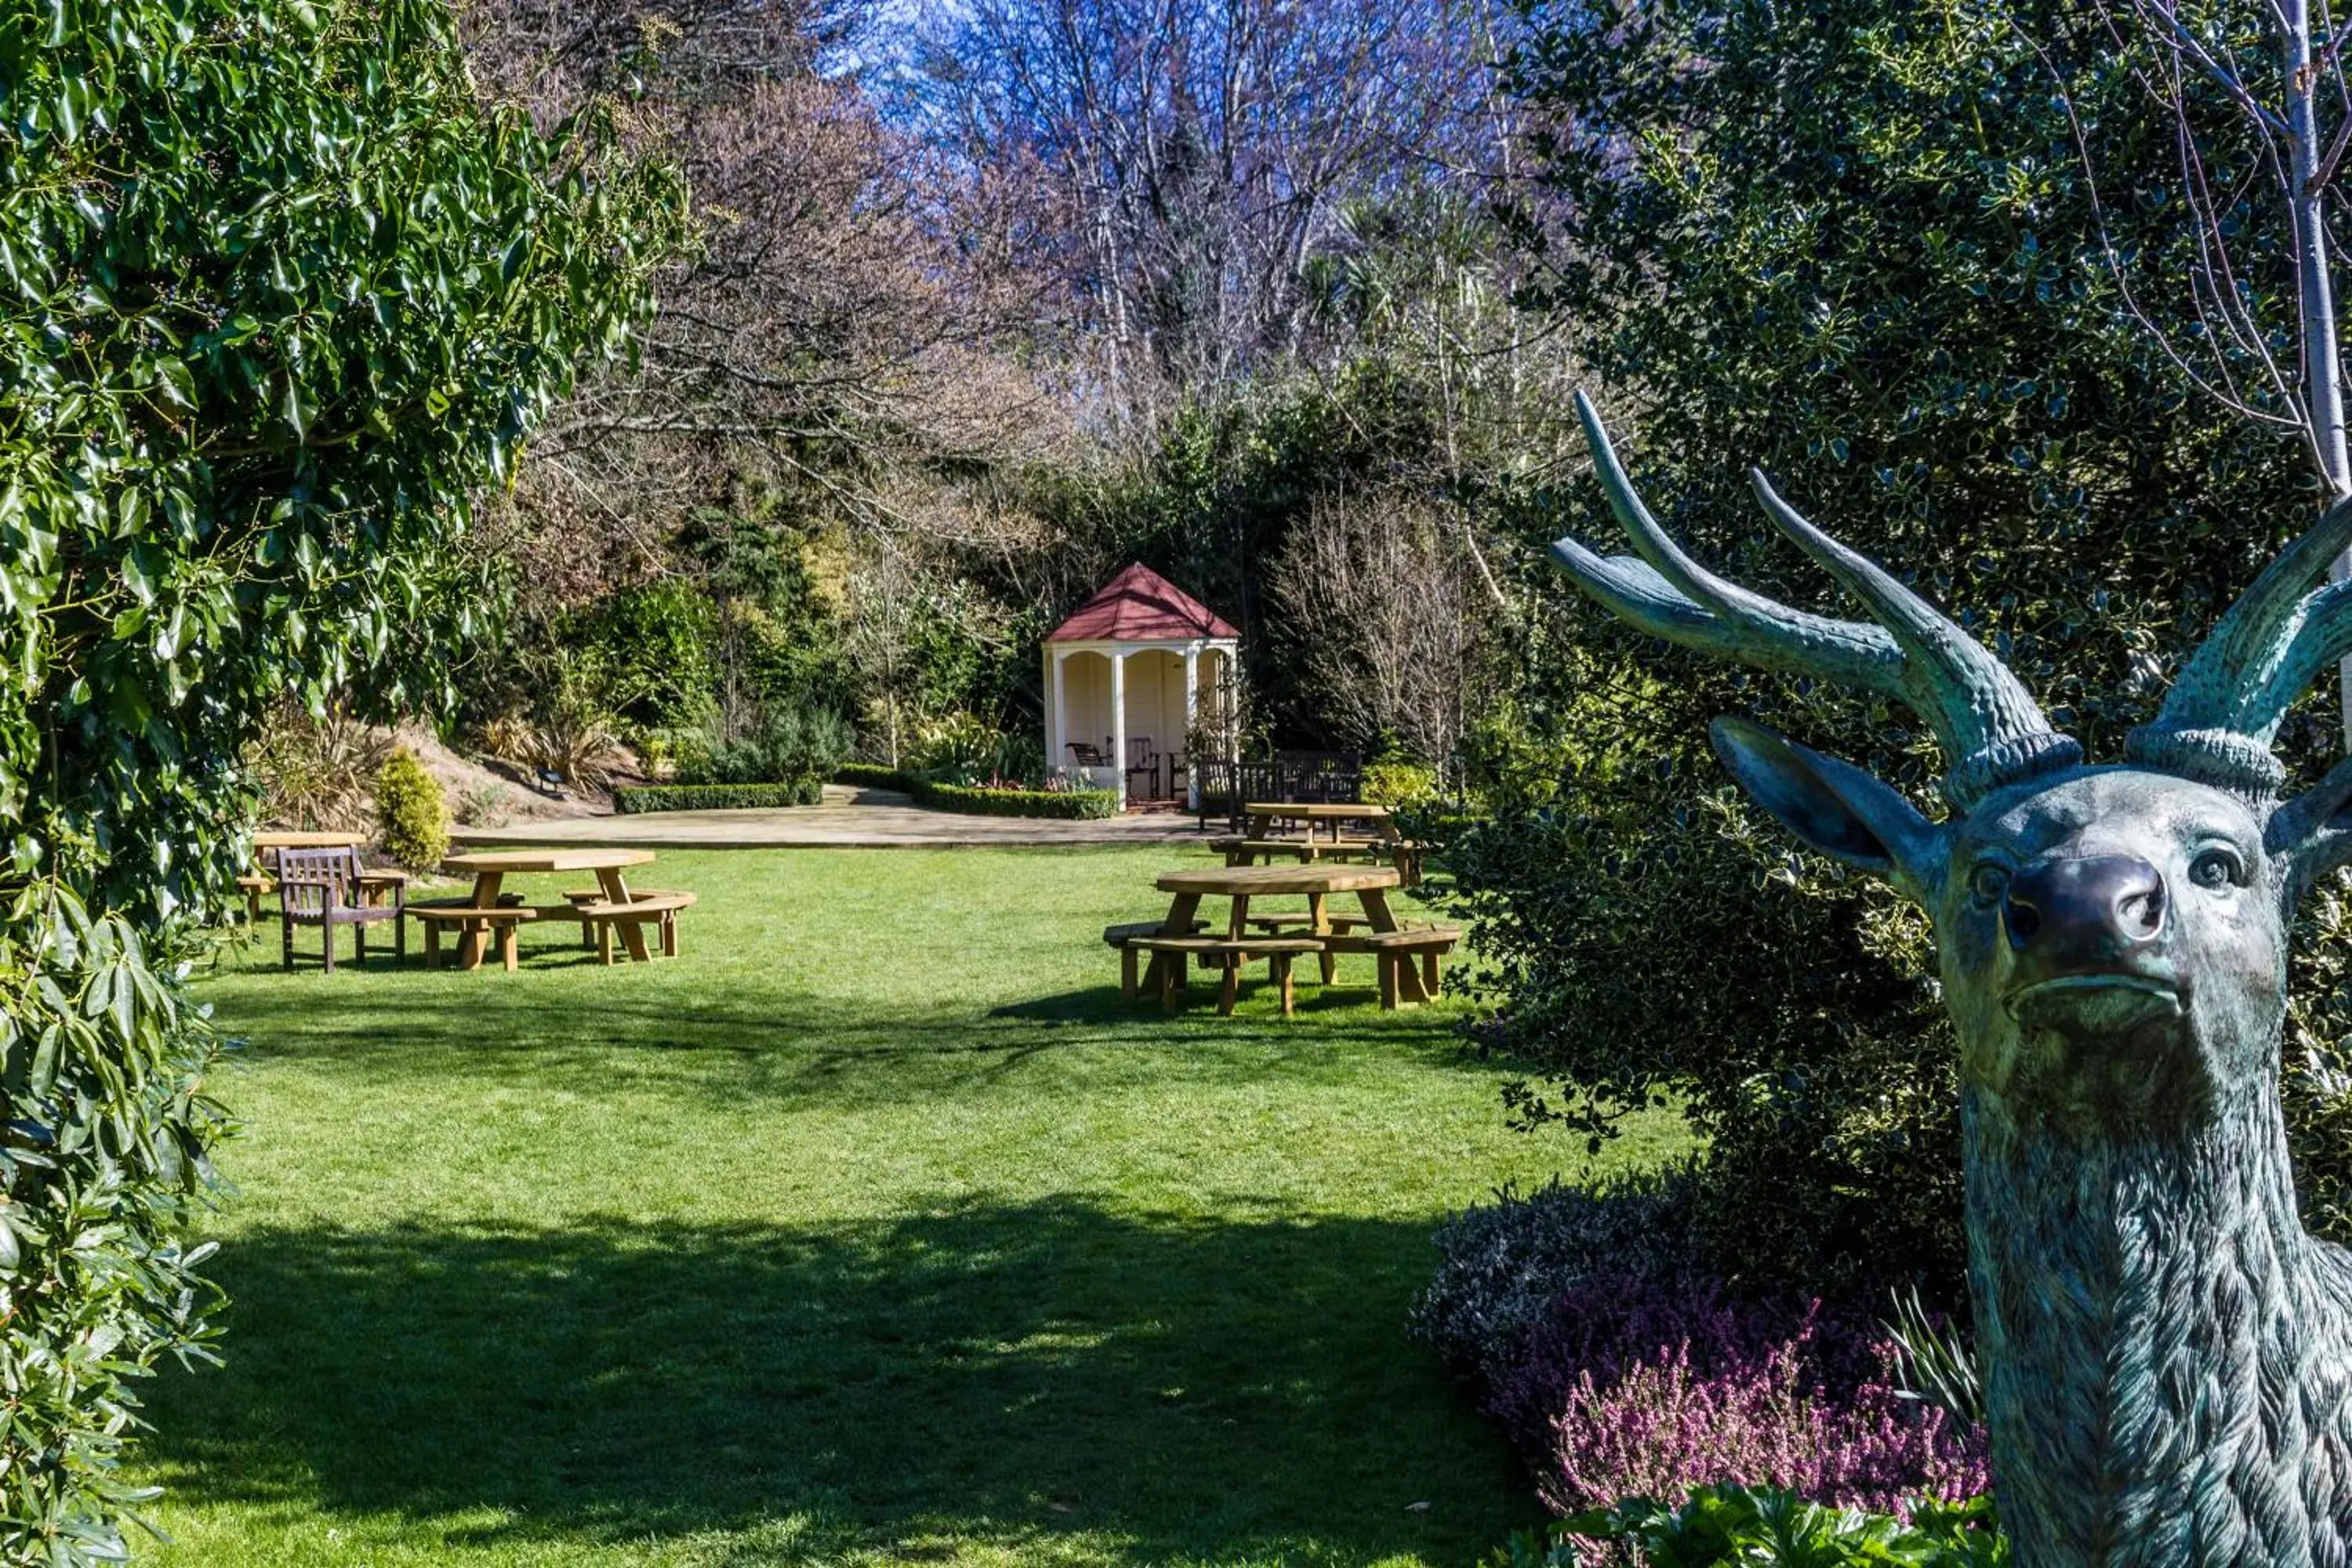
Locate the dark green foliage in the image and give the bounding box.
[1494,1487,2005,1566]
[0,0,677,1555]
[834,763,918,793]
[614,780,824,813]
[680,705,851,789]
[582,583,717,733]
[910,780,1120,819]
[372,747,448,872]
[1462,0,2349,1294]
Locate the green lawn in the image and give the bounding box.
[132,846,1686,1567]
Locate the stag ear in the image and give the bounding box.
[2270,756,2352,898]
[1709,717,1945,895]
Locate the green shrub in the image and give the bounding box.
[908,712,1010,785]
[1360,759,1440,809]
[614,780,826,813]
[1452,0,2352,1300]
[0,0,677,1555]
[374,748,450,872]
[913,780,1119,819]
[1493,1487,2005,1566]
[836,763,919,792]
[684,705,852,789]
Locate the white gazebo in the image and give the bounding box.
[1044,564,1242,807]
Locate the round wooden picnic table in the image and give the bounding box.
[438,848,658,969]
[1154,862,1401,940]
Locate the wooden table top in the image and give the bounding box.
[1242,802,1392,821]
[1156,863,1399,896]
[444,848,656,875]
[254,829,366,849]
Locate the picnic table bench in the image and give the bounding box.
[1110,862,1460,1013]
[424,849,687,971]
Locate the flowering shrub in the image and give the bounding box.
[1491,1277,1988,1515]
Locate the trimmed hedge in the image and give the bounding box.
[614,779,824,813]
[913,779,1119,819]
[835,763,917,793]
[829,767,1120,818]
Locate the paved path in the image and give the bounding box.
[451,786,1214,851]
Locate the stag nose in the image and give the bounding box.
[2002,855,2167,959]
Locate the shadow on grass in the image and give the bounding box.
[145,1198,1534,1563]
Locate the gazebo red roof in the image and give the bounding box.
[1046,564,1240,643]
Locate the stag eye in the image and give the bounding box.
[2189,847,2244,890]
[1966,861,2010,906]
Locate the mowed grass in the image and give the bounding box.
[132,845,1687,1568]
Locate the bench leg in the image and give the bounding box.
[1421,951,1441,996]
[661,912,679,959]
[423,921,442,971]
[1159,953,1181,1010]
[1121,946,1139,1001]
[354,920,366,970]
[1378,953,1399,1011]
[501,923,521,973]
[617,913,650,963]
[1273,953,1295,1018]
[1218,960,1240,1017]
[597,921,615,966]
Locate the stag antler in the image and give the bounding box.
[2125,495,2352,797]
[1552,393,2081,809]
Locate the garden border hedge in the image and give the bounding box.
[830,768,1120,819]
[614,779,824,813]
[913,779,1119,819]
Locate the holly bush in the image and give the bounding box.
[1464,0,2347,1298]
[0,1,681,1557]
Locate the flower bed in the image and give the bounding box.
[614,779,824,813]
[1417,1178,1988,1520]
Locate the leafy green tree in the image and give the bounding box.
[1461,0,2339,1295]
[0,1,679,1556]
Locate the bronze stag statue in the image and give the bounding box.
[1552,393,2352,1564]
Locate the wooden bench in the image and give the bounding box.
[1209,836,1380,867]
[411,902,539,972]
[561,890,698,964]
[1358,925,1461,1008]
[1122,935,1324,1016]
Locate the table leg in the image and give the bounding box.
[1159,893,1201,935]
[1228,894,1250,941]
[458,873,503,971]
[597,868,651,961]
[1356,887,1400,933]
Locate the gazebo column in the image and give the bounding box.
[1110,648,1128,807]
[1049,648,1068,776]
[1183,647,1200,809]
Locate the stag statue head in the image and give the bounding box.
[1555,393,2352,1138]
[1554,393,2352,1562]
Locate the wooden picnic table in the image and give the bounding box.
[438,848,657,970]
[1154,862,1402,942]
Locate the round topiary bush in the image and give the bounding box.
[375,747,451,873]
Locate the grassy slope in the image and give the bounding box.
[134,846,1686,1567]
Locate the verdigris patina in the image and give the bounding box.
[1552,392,2352,1564]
